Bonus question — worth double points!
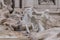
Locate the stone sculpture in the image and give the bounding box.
[38,0,55,5]
[0,0,60,40]
[31,14,45,32]
[40,9,50,29]
[3,8,23,31]
[21,8,49,33]
[33,9,50,31]
[21,7,33,33]
[0,0,7,8]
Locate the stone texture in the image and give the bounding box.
[0,0,60,40]
[30,28,60,40]
[0,31,30,40]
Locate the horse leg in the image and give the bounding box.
[38,23,45,32]
[31,23,35,31]
[9,25,14,31]
[26,25,30,33]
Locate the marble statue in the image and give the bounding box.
[21,8,50,33]
[40,9,50,29]
[22,7,45,33]
[33,9,50,31]
[21,7,33,33]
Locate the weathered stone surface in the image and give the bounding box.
[45,15,60,29]
[30,28,60,40]
[0,0,60,40]
[0,31,30,40]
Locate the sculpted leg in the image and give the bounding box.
[26,25,30,33]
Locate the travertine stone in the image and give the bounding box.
[0,31,30,40]
[30,28,60,40]
[14,0,20,8]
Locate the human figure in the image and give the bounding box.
[33,9,50,31]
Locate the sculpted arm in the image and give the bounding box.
[33,8,43,14]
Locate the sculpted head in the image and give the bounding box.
[25,7,33,17]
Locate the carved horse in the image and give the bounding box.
[21,8,33,33]
[21,8,47,33]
